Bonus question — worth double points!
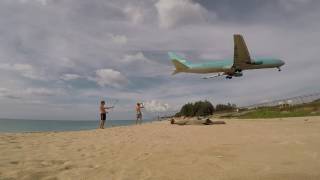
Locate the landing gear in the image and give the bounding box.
[226,76,233,79]
[235,69,242,73]
[277,67,281,71]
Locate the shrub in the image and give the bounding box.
[215,103,237,112]
[175,101,215,117]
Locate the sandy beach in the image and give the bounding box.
[1,117,320,180]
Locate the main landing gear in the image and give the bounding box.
[235,69,242,73]
[226,76,233,79]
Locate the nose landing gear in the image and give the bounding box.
[277,67,281,71]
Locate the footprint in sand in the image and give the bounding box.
[87,164,100,169]
[15,146,23,149]
[60,161,77,171]
[42,176,59,180]
[39,160,65,167]
[135,152,152,161]
[81,153,96,159]
[10,161,20,165]
[49,160,65,166]
[40,161,51,167]
[24,171,53,180]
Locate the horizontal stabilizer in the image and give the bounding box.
[168,52,187,63]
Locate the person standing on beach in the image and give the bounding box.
[136,103,144,125]
[99,101,114,129]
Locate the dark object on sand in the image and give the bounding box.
[170,118,226,126]
[209,120,226,125]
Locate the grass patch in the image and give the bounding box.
[237,109,319,119]
[220,100,320,119]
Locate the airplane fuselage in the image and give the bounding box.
[182,58,285,74]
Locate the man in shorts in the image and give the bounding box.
[99,100,114,129]
[136,103,144,125]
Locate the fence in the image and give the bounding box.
[242,92,320,109]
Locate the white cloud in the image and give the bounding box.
[95,69,128,87]
[60,73,82,81]
[155,0,208,28]
[0,63,44,80]
[0,88,12,98]
[0,88,7,94]
[25,88,64,97]
[144,100,170,112]
[20,0,49,6]
[118,52,171,77]
[124,5,144,24]
[59,57,76,68]
[121,52,149,63]
[280,0,313,11]
[109,34,128,45]
[0,87,63,99]
[0,92,21,99]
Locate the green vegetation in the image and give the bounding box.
[176,99,320,119]
[216,103,237,112]
[175,101,236,117]
[220,99,320,119]
[175,101,214,117]
[237,108,316,119]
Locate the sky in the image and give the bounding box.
[0,0,320,120]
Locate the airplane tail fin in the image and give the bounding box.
[233,34,252,66]
[168,52,190,75]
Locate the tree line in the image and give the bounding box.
[175,101,237,117]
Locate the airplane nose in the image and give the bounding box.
[279,59,285,66]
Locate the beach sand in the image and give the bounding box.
[1,116,320,180]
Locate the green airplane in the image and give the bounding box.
[169,34,285,79]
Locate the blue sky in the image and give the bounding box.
[0,0,319,120]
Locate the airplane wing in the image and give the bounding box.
[233,34,252,68]
[202,73,223,79]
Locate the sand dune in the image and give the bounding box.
[1,116,320,180]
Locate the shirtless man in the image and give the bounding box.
[99,101,114,129]
[136,103,144,125]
